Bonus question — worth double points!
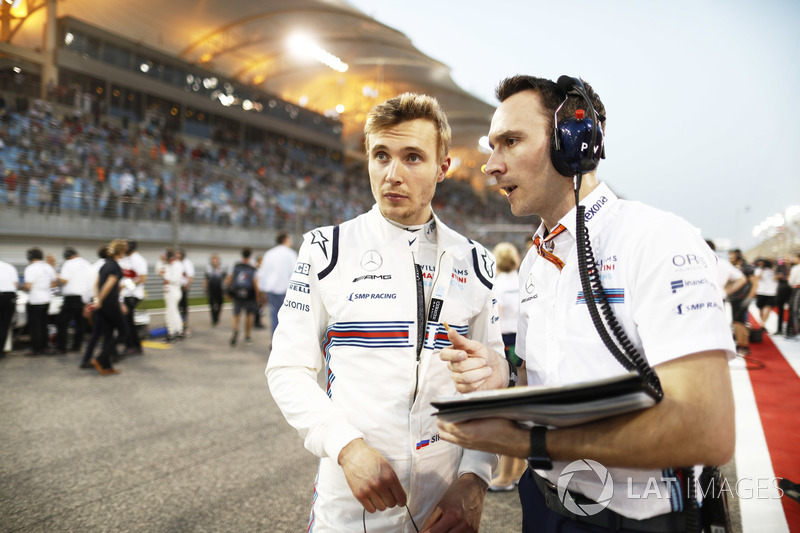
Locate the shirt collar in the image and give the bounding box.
[551,181,618,240]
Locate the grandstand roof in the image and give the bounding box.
[8,0,495,177]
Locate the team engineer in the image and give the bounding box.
[437,75,736,532]
[267,93,504,532]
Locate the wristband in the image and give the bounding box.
[506,356,518,387]
[527,426,552,470]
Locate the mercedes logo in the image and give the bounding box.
[525,273,535,294]
[361,250,383,271]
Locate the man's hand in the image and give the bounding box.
[438,418,529,457]
[421,473,487,533]
[338,439,407,513]
[439,327,507,393]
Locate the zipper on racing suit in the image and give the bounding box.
[412,251,448,402]
[412,262,425,402]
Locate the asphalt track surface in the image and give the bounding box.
[0,307,522,532]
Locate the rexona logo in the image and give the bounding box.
[584,196,608,222]
[557,459,614,516]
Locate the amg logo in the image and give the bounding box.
[353,274,392,283]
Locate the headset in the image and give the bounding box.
[552,74,662,398]
[552,75,706,531]
[550,75,606,177]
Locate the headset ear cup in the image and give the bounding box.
[550,117,604,177]
[550,121,576,177]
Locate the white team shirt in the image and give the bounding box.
[59,256,93,299]
[181,258,195,288]
[518,182,736,520]
[119,251,148,300]
[163,260,184,294]
[24,261,57,305]
[714,257,743,297]
[0,260,18,292]
[755,267,777,297]
[494,270,520,335]
[257,244,299,294]
[790,263,800,287]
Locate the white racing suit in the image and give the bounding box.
[267,205,504,532]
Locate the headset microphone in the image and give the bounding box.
[550,75,605,177]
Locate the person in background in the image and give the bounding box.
[787,251,800,339]
[754,258,777,331]
[774,254,793,336]
[119,239,148,356]
[706,240,746,325]
[90,239,128,375]
[177,248,194,333]
[56,247,93,354]
[267,93,503,532]
[0,258,18,356]
[160,248,184,343]
[253,255,267,329]
[729,248,758,355]
[225,247,259,347]
[256,231,298,339]
[23,247,57,356]
[487,242,527,493]
[80,245,108,369]
[204,253,225,327]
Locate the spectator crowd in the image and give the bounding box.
[0,97,527,242]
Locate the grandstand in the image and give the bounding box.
[0,0,537,280]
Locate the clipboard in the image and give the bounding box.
[431,371,660,427]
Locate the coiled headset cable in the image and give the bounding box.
[572,174,663,400]
[572,172,704,529]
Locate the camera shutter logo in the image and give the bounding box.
[557,459,614,516]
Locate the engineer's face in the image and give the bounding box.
[367,119,450,226]
[484,91,564,220]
